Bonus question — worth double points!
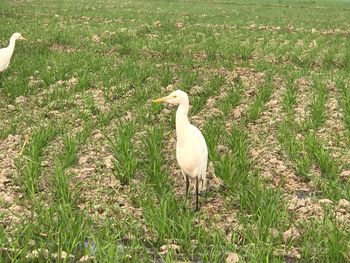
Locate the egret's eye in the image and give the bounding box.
[173,95,177,98]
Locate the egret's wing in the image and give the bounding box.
[189,125,208,190]
[0,48,11,71]
[190,124,208,163]
[191,125,207,150]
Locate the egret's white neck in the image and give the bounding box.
[7,37,17,53]
[176,101,190,143]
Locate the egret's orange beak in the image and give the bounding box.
[20,36,27,41]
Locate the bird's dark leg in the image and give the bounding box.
[195,177,199,211]
[185,175,189,196]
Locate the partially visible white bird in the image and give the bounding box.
[154,89,208,211]
[0,32,27,73]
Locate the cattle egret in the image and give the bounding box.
[154,89,208,211]
[0,32,27,73]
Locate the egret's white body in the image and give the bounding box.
[0,33,26,73]
[154,89,208,210]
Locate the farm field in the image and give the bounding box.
[1,0,350,262]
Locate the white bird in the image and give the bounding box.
[154,89,208,211]
[0,32,27,73]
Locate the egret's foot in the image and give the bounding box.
[179,201,188,212]
[198,188,210,195]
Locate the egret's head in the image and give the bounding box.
[11,32,26,41]
[153,89,189,105]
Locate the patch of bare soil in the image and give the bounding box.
[235,75,316,262]
[192,51,207,63]
[194,67,240,114]
[67,125,143,229]
[190,67,265,130]
[36,76,78,101]
[140,48,162,58]
[49,43,76,53]
[0,134,30,230]
[244,76,310,193]
[38,136,64,196]
[317,80,349,163]
[273,245,301,261]
[199,195,238,232]
[68,129,122,218]
[65,89,149,225]
[0,97,14,134]
[288,196,350,227]
[190,22,350,36]
[248,23,350,36]
[294,76,313,125]
[225,67,266,129]
[28,77,81,126]
[234,72,349,258]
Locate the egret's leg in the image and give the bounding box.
[198,173,206,192]
[181,170,186,182]
[181,170,190,196]
[195,177,199,211]
[199,178,204,192]
[185,175,189,196]
[202,175,207,192]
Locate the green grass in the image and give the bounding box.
[245,76,274,122]
[108,121,138,185]
[303,79,329,131]
[219,79,244,116]
[1,0,350,262]
[16,126,59,198]
[278,120,313,181]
